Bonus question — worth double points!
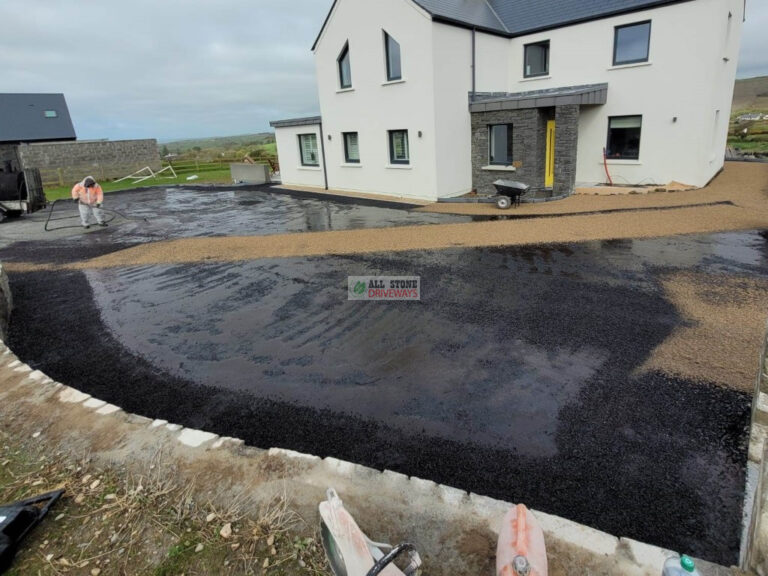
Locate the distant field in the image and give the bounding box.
[44,163,235,200]
[729,76,768,155]
[161,133,274,154]
[733,76,768,110]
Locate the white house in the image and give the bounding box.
[271,0,744,201]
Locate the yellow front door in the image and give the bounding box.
[545,120,555,188]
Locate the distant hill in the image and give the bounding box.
[733,76,768,111]
[160,133,274,153]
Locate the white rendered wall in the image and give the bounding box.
[274,124,325,189]
[432,25,510,197]
[314,0,439,200]
[498,0,743,187]
[285,0,743,199]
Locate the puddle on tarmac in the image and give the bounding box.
[87,229,768,458]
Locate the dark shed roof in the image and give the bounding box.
[313,0,696,47]
[0,94,76,143]
[269,116,322,128]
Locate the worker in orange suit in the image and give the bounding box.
[71,176,106,229]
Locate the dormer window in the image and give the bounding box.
[384,32,402,81]
[338,43,352,89]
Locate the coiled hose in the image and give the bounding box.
[44,198,148,232]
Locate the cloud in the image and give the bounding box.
[1,0,329,140]
[2,0,766,140]
[738,1,768,78]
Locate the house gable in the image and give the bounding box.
[312,0,431,52]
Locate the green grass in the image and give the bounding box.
[43,167,235,201]
[161,132,274,154]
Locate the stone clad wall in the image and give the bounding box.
[15,139,161,186]
[553,104,580,198]
[471,108,549,196]
[471,104,580,199]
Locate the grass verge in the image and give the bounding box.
[42,169,235,202]
[0,428,330,575]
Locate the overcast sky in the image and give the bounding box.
[1,0,766,142]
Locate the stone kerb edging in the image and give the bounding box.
[745,324,768,573]
[0,337,734,575]
[0,261,12,342]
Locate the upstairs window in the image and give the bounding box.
[606,116,642,160]
[388,130,409,165]
[524,41,549,78]
[299,133,319,166]
[613,21,651,65]
[384,32,402,81]
[338,43,352,89]
[489,124,514,165]
[44,110,58,118]
[343,132,360,163]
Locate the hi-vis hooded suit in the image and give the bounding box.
[71,176,105,227]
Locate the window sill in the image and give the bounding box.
[608,61,652,71]
[386,164,412,170]
[482,165,517,172]
[604,159,642,165]
[336,87,355,94]
[382,78,406,86]
[298,165,322,171]
[341,163,363,168]
[520,75,550,82]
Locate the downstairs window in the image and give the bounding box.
[606,116,642,160]
[489,124,514,165]
[299,133,319,166]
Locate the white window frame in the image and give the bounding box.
[298,133,319,167]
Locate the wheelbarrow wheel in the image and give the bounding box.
[496,196,511,210]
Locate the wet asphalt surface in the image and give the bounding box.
[2,187,767,565]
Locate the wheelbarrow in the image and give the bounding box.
[436,180,530,210]
[492,180,530,209]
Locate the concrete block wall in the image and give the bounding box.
[230,163,271,184]
[15,139,161,186]
[0,145,19,171]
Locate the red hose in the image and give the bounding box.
[603,148,613,186]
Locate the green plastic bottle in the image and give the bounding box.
[662,554,701,576]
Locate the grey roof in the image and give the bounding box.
[269,116,322,128]
[486,0,691,36]
[469,83,608,112]
[0,94,76,143]
[315,0,695,46]
[412,0,507,33]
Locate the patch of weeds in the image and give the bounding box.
[0,428,331,575]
